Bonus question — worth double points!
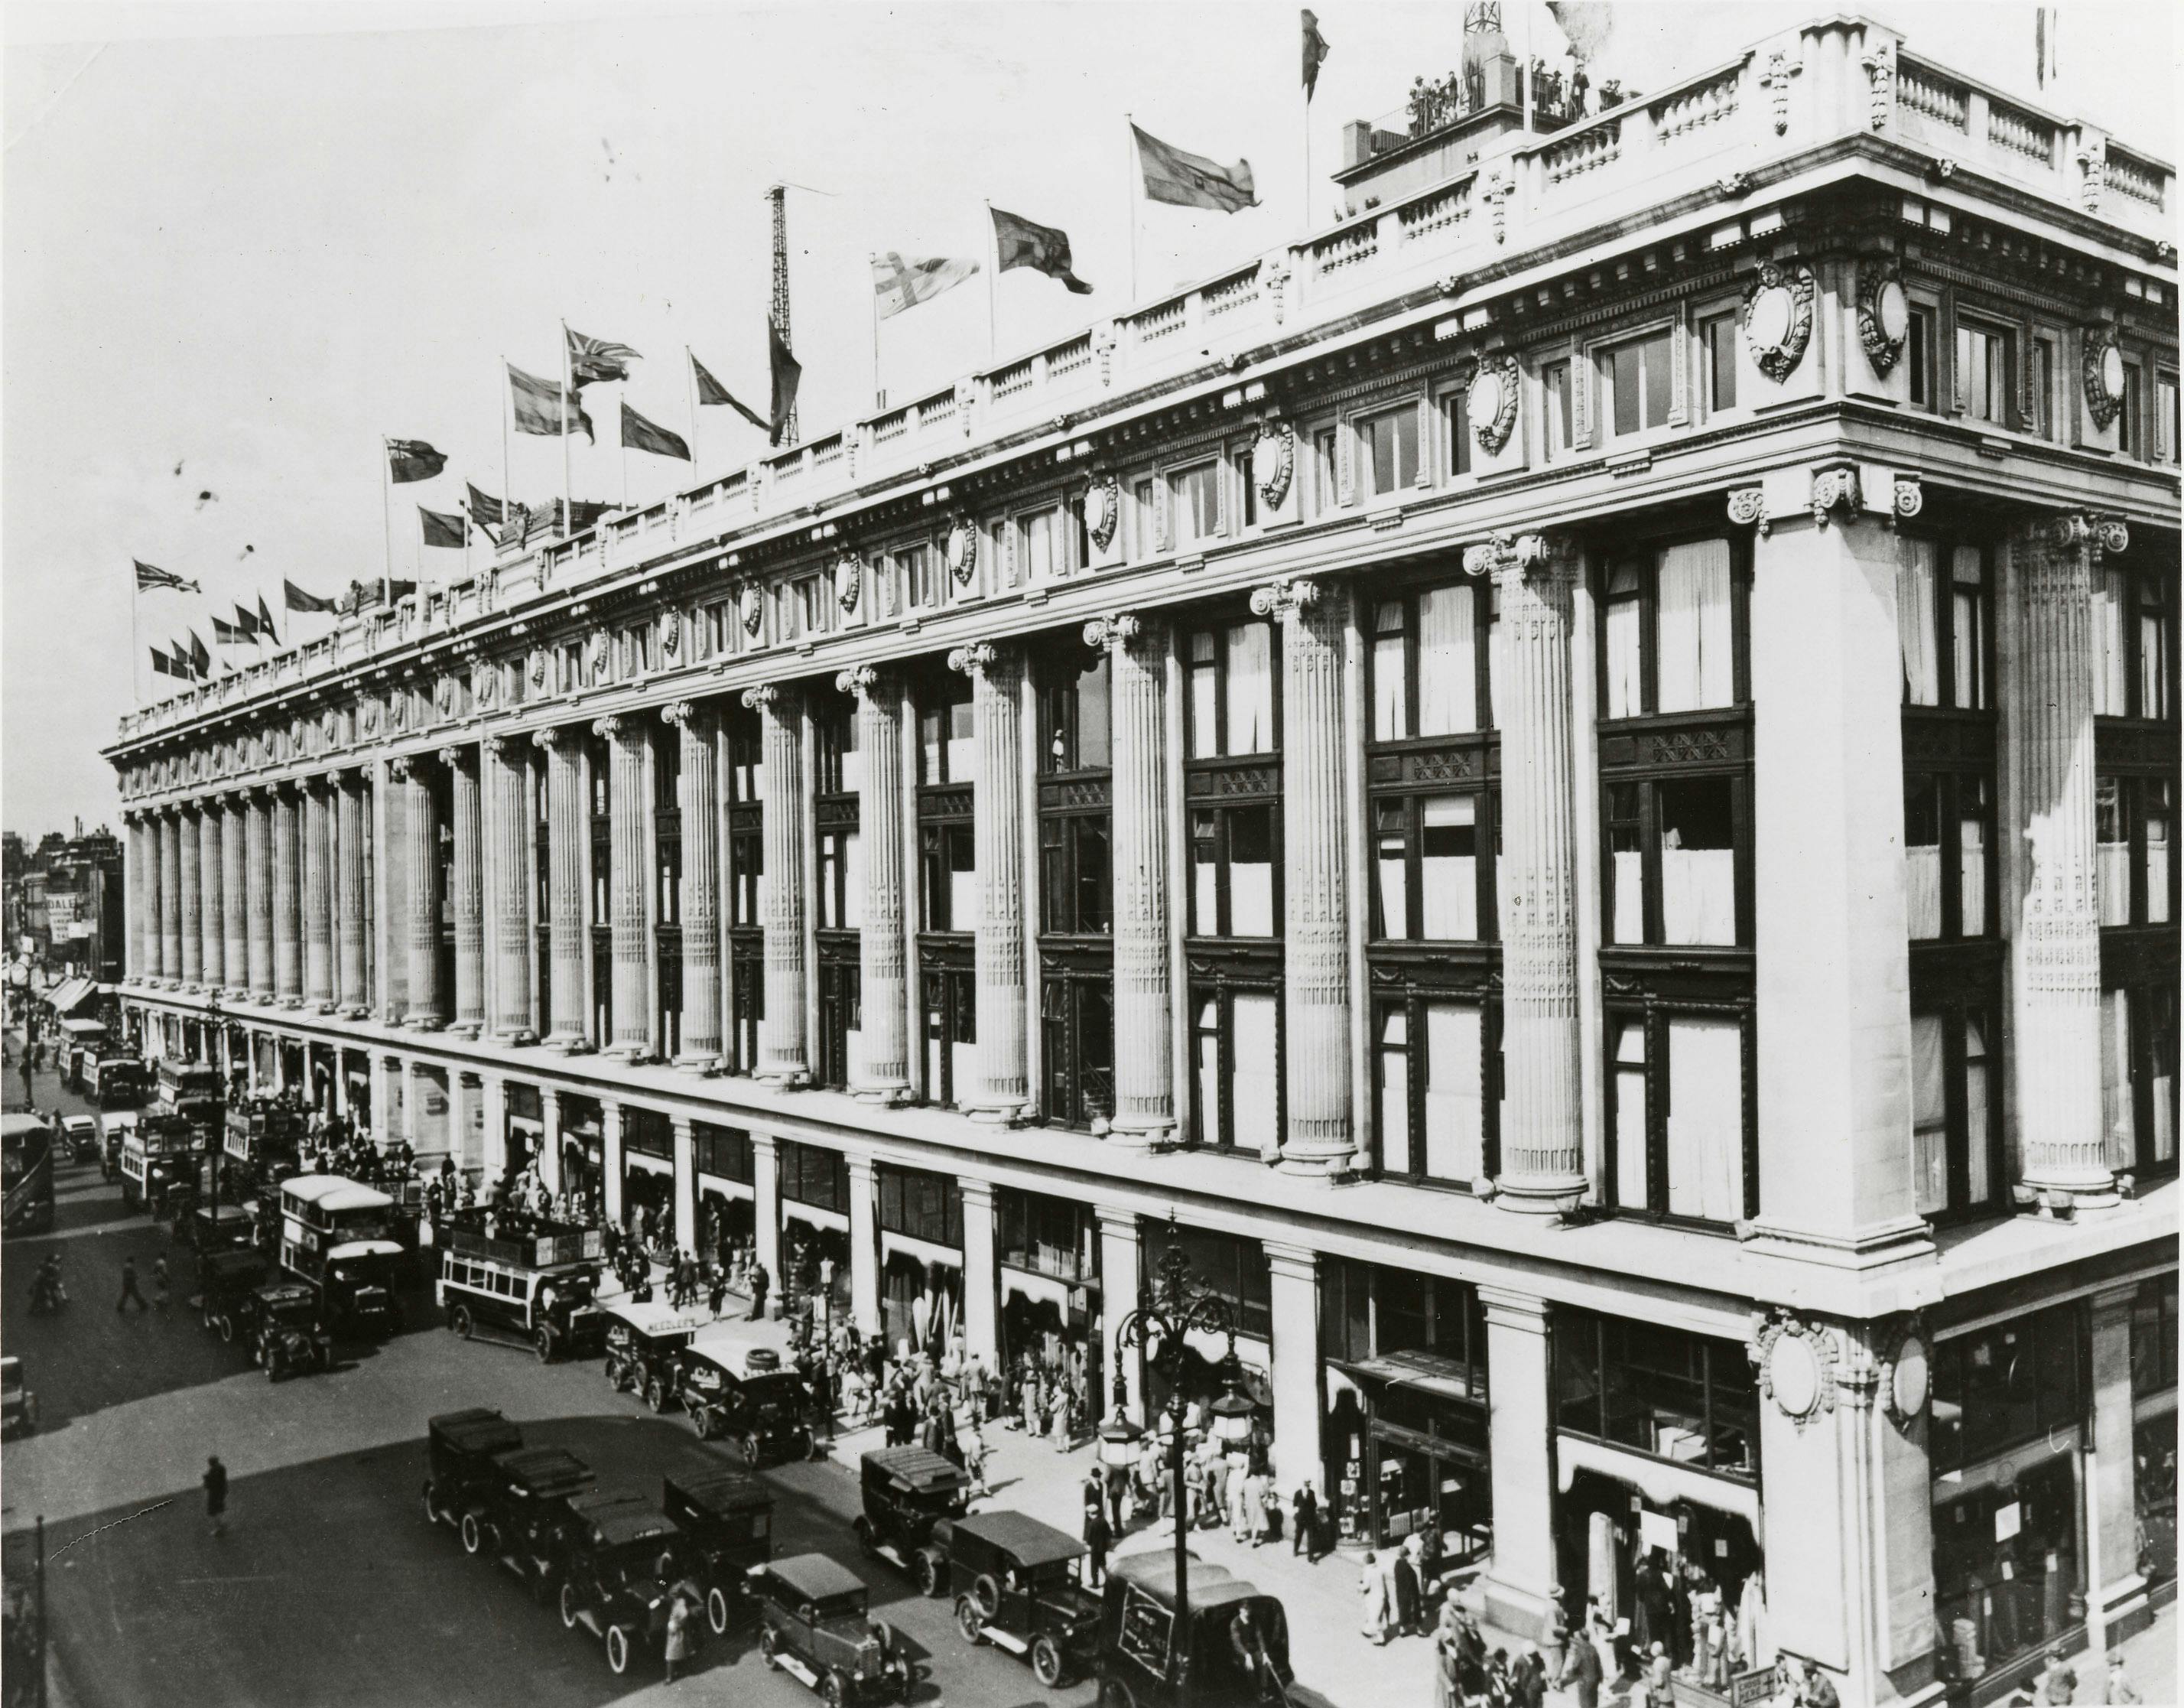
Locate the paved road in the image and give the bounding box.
[0,1043,1097,1708]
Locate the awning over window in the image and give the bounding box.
[1555,1432,1759,1527]
[46,977,97,1014]
[1342,1349,1484,1406]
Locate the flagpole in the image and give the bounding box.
[684,346,700,483]
[1522,0,1535,132]
[499,355,512,555]
[619,392,630,512]
[560,321,574,541]
[983,200,998,364]
[867,258,882,412]
[1302,67,1314,232]
[1125,114,1139,301]
[380,438,394,584]
[129,578,141,707]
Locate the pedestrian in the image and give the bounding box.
[1083,1495,1111,1589]
[117,1254,148,1313]
[1183,1452,1206,1532]
[1558,1607,1606,1708]
[707,1264,728,1320]
[2036,1650,2077,1706]
[1391,1542,1421,1638]
[1796,1658,1841,1708]
[203,1454,229,1537]
[663,1591,693,1684]
[1359,1552,1391,1645]
[1643,1641,1674,1708]
[747,1261,769,1321]
[1510,1643,1549,1708]
[151,1254,171,1313]
[2101,1650,2142,1704]
[1290,1482,1319,1560]
[963,1423,990,1498]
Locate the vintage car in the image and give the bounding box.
[473,1444,598,1600]
[198,1247,274,1342]
[238,1280,335,1381]
[179,1202,257,1254]
[1,1357,37,1437]
[1097,1554,1293,1708]
[601,1300,707,1411]
[678,1331,811,1463]
[752,1553,913,1707]
[663,1469,774,1636]
[554,1490,691,1678]
[422,1407,525,1535]
[853,1446,974,1596]
[940,1510,1100,1687]
[60,1114,99,1165]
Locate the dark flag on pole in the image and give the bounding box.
[509,363,596,443]
[385,439,447,483]
[620,400,691,462]
[256,593,279,646]
[991,207,1094,294]
[188,630,212,677]
[691,352,772,434]
[419,506,467,549]
[1133,123,1257,213]
[464,483,505,529]
[284,578,339,613]
[151,646,183,679]
[135,559,200,594]
[1302,9,1331,96]
[211,614,245,645]
[566,325,641,386]
[232,602,262,640]
[768,320,801,447]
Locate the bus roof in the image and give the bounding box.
[0,1114,54,1140]
[282,1176,393,1213]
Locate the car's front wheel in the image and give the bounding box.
[821,1671,847,1708]
[706,1586,730,1637]
[560,1580,582,1631]
[535,1326,557,1364]
[460,1513,485,1556]
[914,1550,941,1598]
[692,1406,716,1440]
[743,1430,764,1467]
[450,1306,473,1339]
[216,1313,234,1344]
[605,1624,631,1676]
[645,1376,668,1414]
[954,1597,983,1644]
[1031,1635,1065,1689]
[758,1626,782,1670]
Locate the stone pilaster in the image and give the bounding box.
[596,715,651,1060]
[1250,575,1352,1173]
[751,1132,782,1296]
[245,789,274,1001]
[223,793,249,998]
[601,1098,626,1228]
[1476,1288,1562,1641]
[392,755,442,1030]
[200,799,226,996]
[538,1088,564,1198]
[1265,1244,1324,1498]
[837,667,910,1099]
[2008,511,2122,1206]
[443,744,484,1037]
[1097,1208,1144,1423]
[535,727,590,1052]
[1466,535,1588,1211]
[1087,613,1175,1146]
[847,1153,881,1339]
[665,702,723,1072]
[158,808,182,984]
[743,685,808,1085]
[336,772,370,1017]
[486,736,535,1044]
[2088,1284,2147,1631]
[177,803,203,990]
[273,786,302,1006]
[949,641,1031,1122]
[302,779,334,1011]
[126,817,147,981]
[959,1178,999,1362]
[671,1118,697,1254]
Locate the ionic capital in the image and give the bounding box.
[660,700,698,729]
[388,756,415,784]
[530,724,568,751]
[590,714,622,740]
[741,683,782,713]
[437,744,473,772]
[947,639,1006,678]
[834,664,882,701]
[1248,575,1321,623]
[1082,611,1146,655]
[1461,531,1567,590]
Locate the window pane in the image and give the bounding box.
[2102,991,2136,1170]
[1657,539,1734,711]
[1417,584,1477,736]
[2095,568,2130,716]
[1378,1008,1412,1176]
[1372,617,1409,741]
[1423,1001,1484,1183]
[1231,994,1279,1154]
[1225,622,1274,755]
[2144,606,2172,720]
[2148,780,2173,926]
[947,698,976,782]
[1705,315,1737,413]
[843,831,865,929]
[1613,1020,1649,1209]
[1608,785,1644,947]
[1191,812,1218,935]
[1197,998,1224,1147]
[1659,776,1737,946]
[1965,1018,1992,1204]
[1604,587,1643,721]
[1904,776,1942,942]
[1911,1013,1948,1215]
[1897,538,1941,707]
[2096,776,2130,927]
[1950,547,1985,709]
[1611,341,1641,437]
[1190,647,1219,757]
[1641,332,1672,428]
[1374,803,1410,940]
[1959,776,1989,936]
[949,825,977,929]
[1666,1017,1743,1222]
[1420,795,1479,939]
[1230,806,1276,937]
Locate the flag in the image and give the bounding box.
[691,351,772,433]
[134,559,199,594]
[619,400,691,462]
[1133,123,1257,213]
[768,320,801,447]
[188,631,212,676]
[509,363,596,442]
[257,593,278,646]
[567,325,641,386]
[232,602,262,639]
[1548,1,1614,65]
[210,615,245,645]
[284,578,339,613]
[419,506,467,549]
[1302,9,1331,96]
[151,646,183,679]
[464,483,505,528]
[385,438,447,484]
[990,209,1092,295]
[871,252,980,320]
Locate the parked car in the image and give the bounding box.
[60,1114,99,1165]
[554,1490,691,1679]
[238,1280,334,1381]
[198,1247,273,1342]
[473,1445,597,1600]
[940,1510,1100,1687]
[1097,1553,1292,1708]
[662,1469,774,1637]
[601,1300,707,1412]
[422,1407,525,1537]
[1,1357,37,1436]
[853,1446,973,1596]
[752,1553,913,1707]
[678,1331,811,1462]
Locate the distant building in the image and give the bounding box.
[5,825,124,981]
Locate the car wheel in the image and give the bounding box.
[216,1313,234,1344]
[605,1625,631,1677]
[646,1377,668,1414]
[915,1550,944,1599]
[1032,1636,1066,1689]
[706,1586,731,1638]
[460,1513,484,1557]
[954,1597,983,1644]
[559,1581,581,1631]
[535,1326,557,1364]
[692,1407,716,1440]
[854,1518,877,1560]
[758,1627,782,1670]
[451,1306,473,1339]
[742,1430,765,1466]
[822,1671,847,1708]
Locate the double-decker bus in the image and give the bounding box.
[437,1207,606,1361]
[279,1175,404,1339]
[1,1114,56,1236]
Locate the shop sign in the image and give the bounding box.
[1639,1508,1680,1556]
[1993,1501,2021,1543]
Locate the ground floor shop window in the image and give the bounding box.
[622,1159,674,1250]
[781,1215,852,1324]
[1933,1457,2082,1685]
[1554,1306,1757,1481]
[883,1251,960,1361]
[559,1097,603,1221]
[698,1184,755,1270]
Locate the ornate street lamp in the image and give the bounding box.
[1113,1215,1238,1638]
[1097,1365,1144,1471]
[1210,1360,1257,1459]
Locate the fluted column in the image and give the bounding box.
[950,641,1030,1122]
[1251,575,1353,1174]
[126,817,147,981]
[394,755,443,1030]
[837,667,910,1099]
[596,715,651,1059]
[302,779,333,1010]
[158,808,182,983]
[443,744,485,1036]
[273,786,303,1006]
[486,735,535,1044]
[177,804,203,990]
[1467,535,1587,1211]
[221,793,247,997]
[245,789,273,1001]
[2010,511,2121,1206]
[665,701,723,1072]
[1087,613,1175,1145]
[743,684,809,1085]
[336,772,370,1017]
[200,802,226,995]
[536,727,590,1052]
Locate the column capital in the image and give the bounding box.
[669,1113,694,1137]
[388,755,418,784]
[957,1176,994,1210]
[845,1151,876,1183]
[660,698,703,728]
[947,639,1012,678]
[2015,507,2130,558]
[1082,610,1149,654]
[530,724,570,750]
[437,743,475,773]
[834,663,885,701]
[1261,1241,1318,1284]
[1461,530,1571,589]
[1248,575,1321,623]
[590,714,623,740]
[741,682,789,712]
[1093,1204,1139,1239]
[749,1127,778,1157]
[1475,1285,1552,1331]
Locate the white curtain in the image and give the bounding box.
[947,701,976,782]
[1230,824,1275,937]
[1958,813,1987,936]
[1613,1020,1649,1209]
[1231,994,1280,1155]
[1911,1014,1948,1215]
[1226,623,1274,755]
[1420,795,1478,939]
[1604,571,1643,719]
[1965,1020,1993,1204]
[1194,843,1220,939]
[1896,538,1940,706]
[1195,1000,1223,1146]
[1666,1017,1743,1222]
[843,831,866,929]
[1905,846,1943,941]
[2149,802,2172,926]
[1418,586,1477,736]
[2098,835,2133,928]
[1372,631,1407,741]
[1378,1010,1412,1176]
[1612,851,1645,945]
[1951,547,1984,709]
[1424,1002,1485,1183]
[951,856,978,934]
[2101,991,2136,1169]
[1376,831,1409,941]
[2095,568,2129,717]
[1662,846,1736,945]
[1657,539,1734,712]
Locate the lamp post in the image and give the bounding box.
[1113,1215,1239,1639]
[203,990,224,1231]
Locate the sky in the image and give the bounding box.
[4,0,2176,838]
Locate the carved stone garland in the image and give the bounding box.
[1467,355,1522,455]
[1856,262,1909,376]
[1251,419,1295,509]
[1753,1309,1841,1433]
[2082,325,2127,430]
[1740,262,1816,384]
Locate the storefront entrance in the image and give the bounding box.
[623,1157,675,1250]
[559,1095,603,1219]
[1324,1356,1490,1563]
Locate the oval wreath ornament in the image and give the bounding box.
[1857,265,1910,376]
[945,516,980,586]
[1466,356,1521,455]
[2082,326,2127,429]
[1250,421,1295,509]
[1083,474,1120,553]
[1740,261,1817,383]
[737,577,765,638]
[834,552,863,616]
